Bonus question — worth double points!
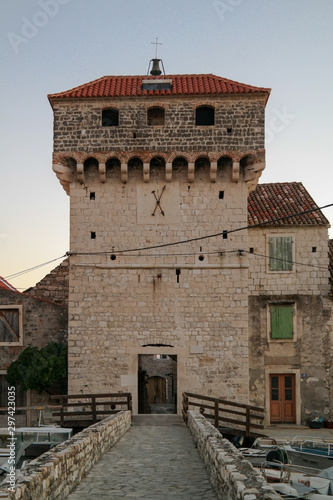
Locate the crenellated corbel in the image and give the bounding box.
[232,161,240,182]
[99,162,106,183]
[165,162,172,182]
[77,163,84,184]
[188,162,195,183]
[143,163,150,183]
[121,163,128,183]
[243,152,266,191]
[52,163,75,194]
[210,161,217,183]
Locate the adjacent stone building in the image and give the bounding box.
[0,277,67,425]
[47,64,332,421]
[248,183,331,424]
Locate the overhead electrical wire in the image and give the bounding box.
[243,250,329,271]
[4,202,333,280]
[68,202,333,256]
[4,255,67,280]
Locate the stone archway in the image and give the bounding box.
[138,354,177,414]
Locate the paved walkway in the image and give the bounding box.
[66,415,217,499]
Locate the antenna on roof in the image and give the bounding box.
[147,37,166,77]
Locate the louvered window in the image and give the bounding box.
[269,236,293,271]
[0,306,23,345]
[270,304,294,339]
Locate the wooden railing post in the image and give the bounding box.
[182,392,189,424]
[214,399,219,428]
[127,393,132,412]
[59,396,64,427]
[92,396,97,423]
[246,406,250,437]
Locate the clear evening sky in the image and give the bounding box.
[1,0,332,290]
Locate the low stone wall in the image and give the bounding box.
[0,410,131,500]
[187,411,282,500]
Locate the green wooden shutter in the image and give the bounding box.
[269,237,293,271]
[271,305,293,339]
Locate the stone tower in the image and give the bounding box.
[48,63,270,413]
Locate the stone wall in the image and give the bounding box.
[51,86,266,414]
[0,411,131,500]
[0,289,67,426]
[24,259,69,307]
[187,411,282,500]
[0,289,67,372]
[248,226,332,424]
[52,95,266,153]
[248,226,330,296]
[67,165,250,411]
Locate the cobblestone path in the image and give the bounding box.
[66,415,217,499]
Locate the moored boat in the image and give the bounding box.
[260,461,333,498]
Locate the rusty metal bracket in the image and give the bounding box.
[151,185,166,216]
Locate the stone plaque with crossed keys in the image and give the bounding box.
[136,183,181,225]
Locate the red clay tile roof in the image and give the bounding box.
[0,277,20,292]
[248,183,329,227]
[48,74,271,100]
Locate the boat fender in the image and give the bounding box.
[232,435,245,448]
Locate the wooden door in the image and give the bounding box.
[147,376,166,404]
[270,374,296,423]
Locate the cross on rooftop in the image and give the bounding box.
[151,37,162,59]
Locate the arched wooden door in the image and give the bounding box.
[147,376,166,404]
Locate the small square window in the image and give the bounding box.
[147,107,165,126]
[195,106,215,126]
[102,108,119,127]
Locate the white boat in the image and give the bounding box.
[0,426,72,477]
[260,461,333,498]
[250,436,333,471]
[284,438,333,470]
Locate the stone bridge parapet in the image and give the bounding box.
[0,410,131,500]
[187,410,282,500]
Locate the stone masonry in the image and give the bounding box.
[48,73,270,414]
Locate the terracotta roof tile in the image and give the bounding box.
[0,277,20,292]
[48,74,270,100]
[248,183,329,227]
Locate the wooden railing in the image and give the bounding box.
[182,392,265,437]
[51,393,132,427]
